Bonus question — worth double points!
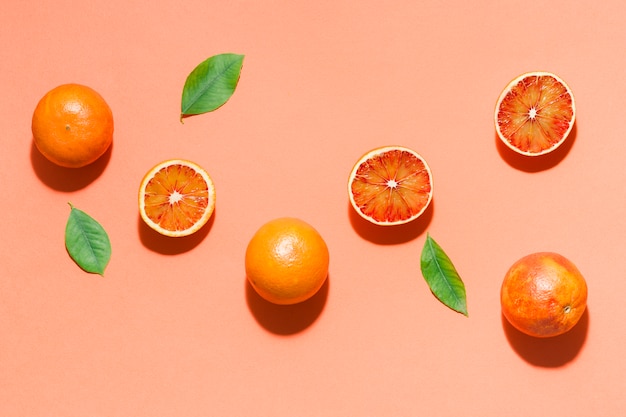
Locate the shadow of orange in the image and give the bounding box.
[495,123,577,172]
[348,199,433,245]
[137,210,214,255]
[502,307,589,367]
[245,275,329,335]
[30,139,112,191]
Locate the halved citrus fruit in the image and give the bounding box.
[348,146,433,226]
[139,159,216,237]
[495,71,576,156]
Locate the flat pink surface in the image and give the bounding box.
[2,0,625,415]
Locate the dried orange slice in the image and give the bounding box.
[139,159,216,237]
[348,146,433,226]
[495,71,576,156]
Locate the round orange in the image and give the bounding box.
[501,252,587,338]
[32,83,114,168]
[138,159,216,237]
[495,71,576,156]
[245,217,329,305]
[348,146,433,226]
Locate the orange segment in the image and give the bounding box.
[348,146,433,226]
[495,71,576,156]
[139,159,215,237]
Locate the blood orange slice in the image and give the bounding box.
[348,146,433,226]
[495,71,576,156]
[139,159,216,237]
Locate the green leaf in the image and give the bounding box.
[65,203,111,275]
[181,53,244,120]
[420,234,468,316]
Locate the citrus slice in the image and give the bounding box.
[348,146,433,226]
[139,159,216,237]
[495,71,576,156]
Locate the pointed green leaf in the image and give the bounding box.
[65,203,111,275]
[181,53,244,120]
[420,234,468,316]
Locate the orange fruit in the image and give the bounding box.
[245,217,329,305]
[348,146,433,226]
[501,252,588,338]
[138,159,216,237]
[32,83,114,168]
[495,71,576,156]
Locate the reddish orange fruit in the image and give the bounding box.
[32,83,114,168]
[245,217,329,305]
[348,146,433,226]
[501,252,587,338]
[138,159,216,237]
[495,72,575,156]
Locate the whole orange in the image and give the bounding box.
[245,217,329,305]
[501,252,587,338]
[32,83,113,168]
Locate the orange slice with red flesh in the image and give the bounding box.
[348,146,433,226]
[495,71,576,156]
[139,159,215,237]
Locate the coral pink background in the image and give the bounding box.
[1,0,625,415]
